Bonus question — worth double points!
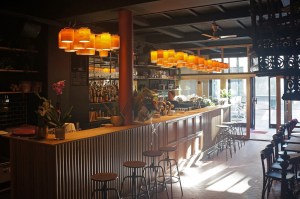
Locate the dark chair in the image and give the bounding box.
[91,172,120,199]
[260,147,295,199]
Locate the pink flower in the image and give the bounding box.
[52,80,65,95]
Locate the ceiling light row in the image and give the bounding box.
[58,27,120,56]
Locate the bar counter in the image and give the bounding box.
[4,105,230,199]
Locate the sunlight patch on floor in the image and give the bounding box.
[206,172,247,192]
[181,164,227,187]
[227,176,251,194]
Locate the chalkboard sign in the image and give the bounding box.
[71,54,88,86]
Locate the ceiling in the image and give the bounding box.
[1,0,255,56]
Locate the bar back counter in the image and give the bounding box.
[4,105,230,199]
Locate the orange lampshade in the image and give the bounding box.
[58,31,68,49]
[85,34,95,49]
[78,27,91,43]
[60,28,74,43]
[76,49,95,55]
[157,49,164,59]
[73,30,85,50]
[150,51,158,63]
[64,42,76,52]
[111,35,120,49]
[157,58,163,66]
[198,57,205,65]
[99,50,109,57]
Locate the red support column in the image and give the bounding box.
[119,9,133,125]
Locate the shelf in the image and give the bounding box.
[134,78,178,81]
[89,77,119,81]
[0,46,38,53]
[134,65,178,70]
[0,69,38,73]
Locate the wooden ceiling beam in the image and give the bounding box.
[134,5,250,32]
[145,28,250,44]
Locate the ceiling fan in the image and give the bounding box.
[201,21,237,40]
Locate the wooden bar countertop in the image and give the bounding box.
[2,105,229,145]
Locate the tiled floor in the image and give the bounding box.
[156,140,283,199]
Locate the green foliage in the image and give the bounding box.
[220,89,231,98]
[35,92,73,128]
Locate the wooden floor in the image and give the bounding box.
[156,140,283,199]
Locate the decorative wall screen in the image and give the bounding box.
[250,0,300,100]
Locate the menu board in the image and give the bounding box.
[71,55,88,86]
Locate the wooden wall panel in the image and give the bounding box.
[166,122,177,144]
[177,120,186,139]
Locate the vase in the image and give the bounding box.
[55,127,66,140]
[36,126,48,139]
[110,116,123,126]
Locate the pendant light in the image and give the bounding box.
[60,28,74,43]
[85,34,95,49]
[73,29,85,50]
[77,27,91,43]
[111,35,120,49]
[99,50,109,57]
[58,31,68,49]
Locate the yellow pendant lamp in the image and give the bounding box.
[150,51,158,63]
[99,32,112,50]
[77,27,91,43]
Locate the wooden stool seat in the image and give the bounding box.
[159,146,176,152]
[123,160,146,168]
[143,150,163,157]
[91,172,118,182]
[91,172,120,199]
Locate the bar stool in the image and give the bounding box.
[222,121,241,149]
[215,124,234,160]
[158,146,183,198]
[232,119,246,146]
[142,150,169,199]
[120,160,150,199]
[91,172,120,199]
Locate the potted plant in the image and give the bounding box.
[35,80,73,139]
[104,103,124,126]
[219,89,231,105]
[133,88,159,122]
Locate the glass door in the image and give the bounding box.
[254,76,270,130]
[269,77,285,127]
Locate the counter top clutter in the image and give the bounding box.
[1,105,229,145]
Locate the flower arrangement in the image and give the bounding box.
[35,80,73,128]
[133,88,159,121]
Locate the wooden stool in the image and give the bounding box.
[158,146,183,198]
[120,160,150,199]
[91,172,120,199]
[143,150,169,199]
